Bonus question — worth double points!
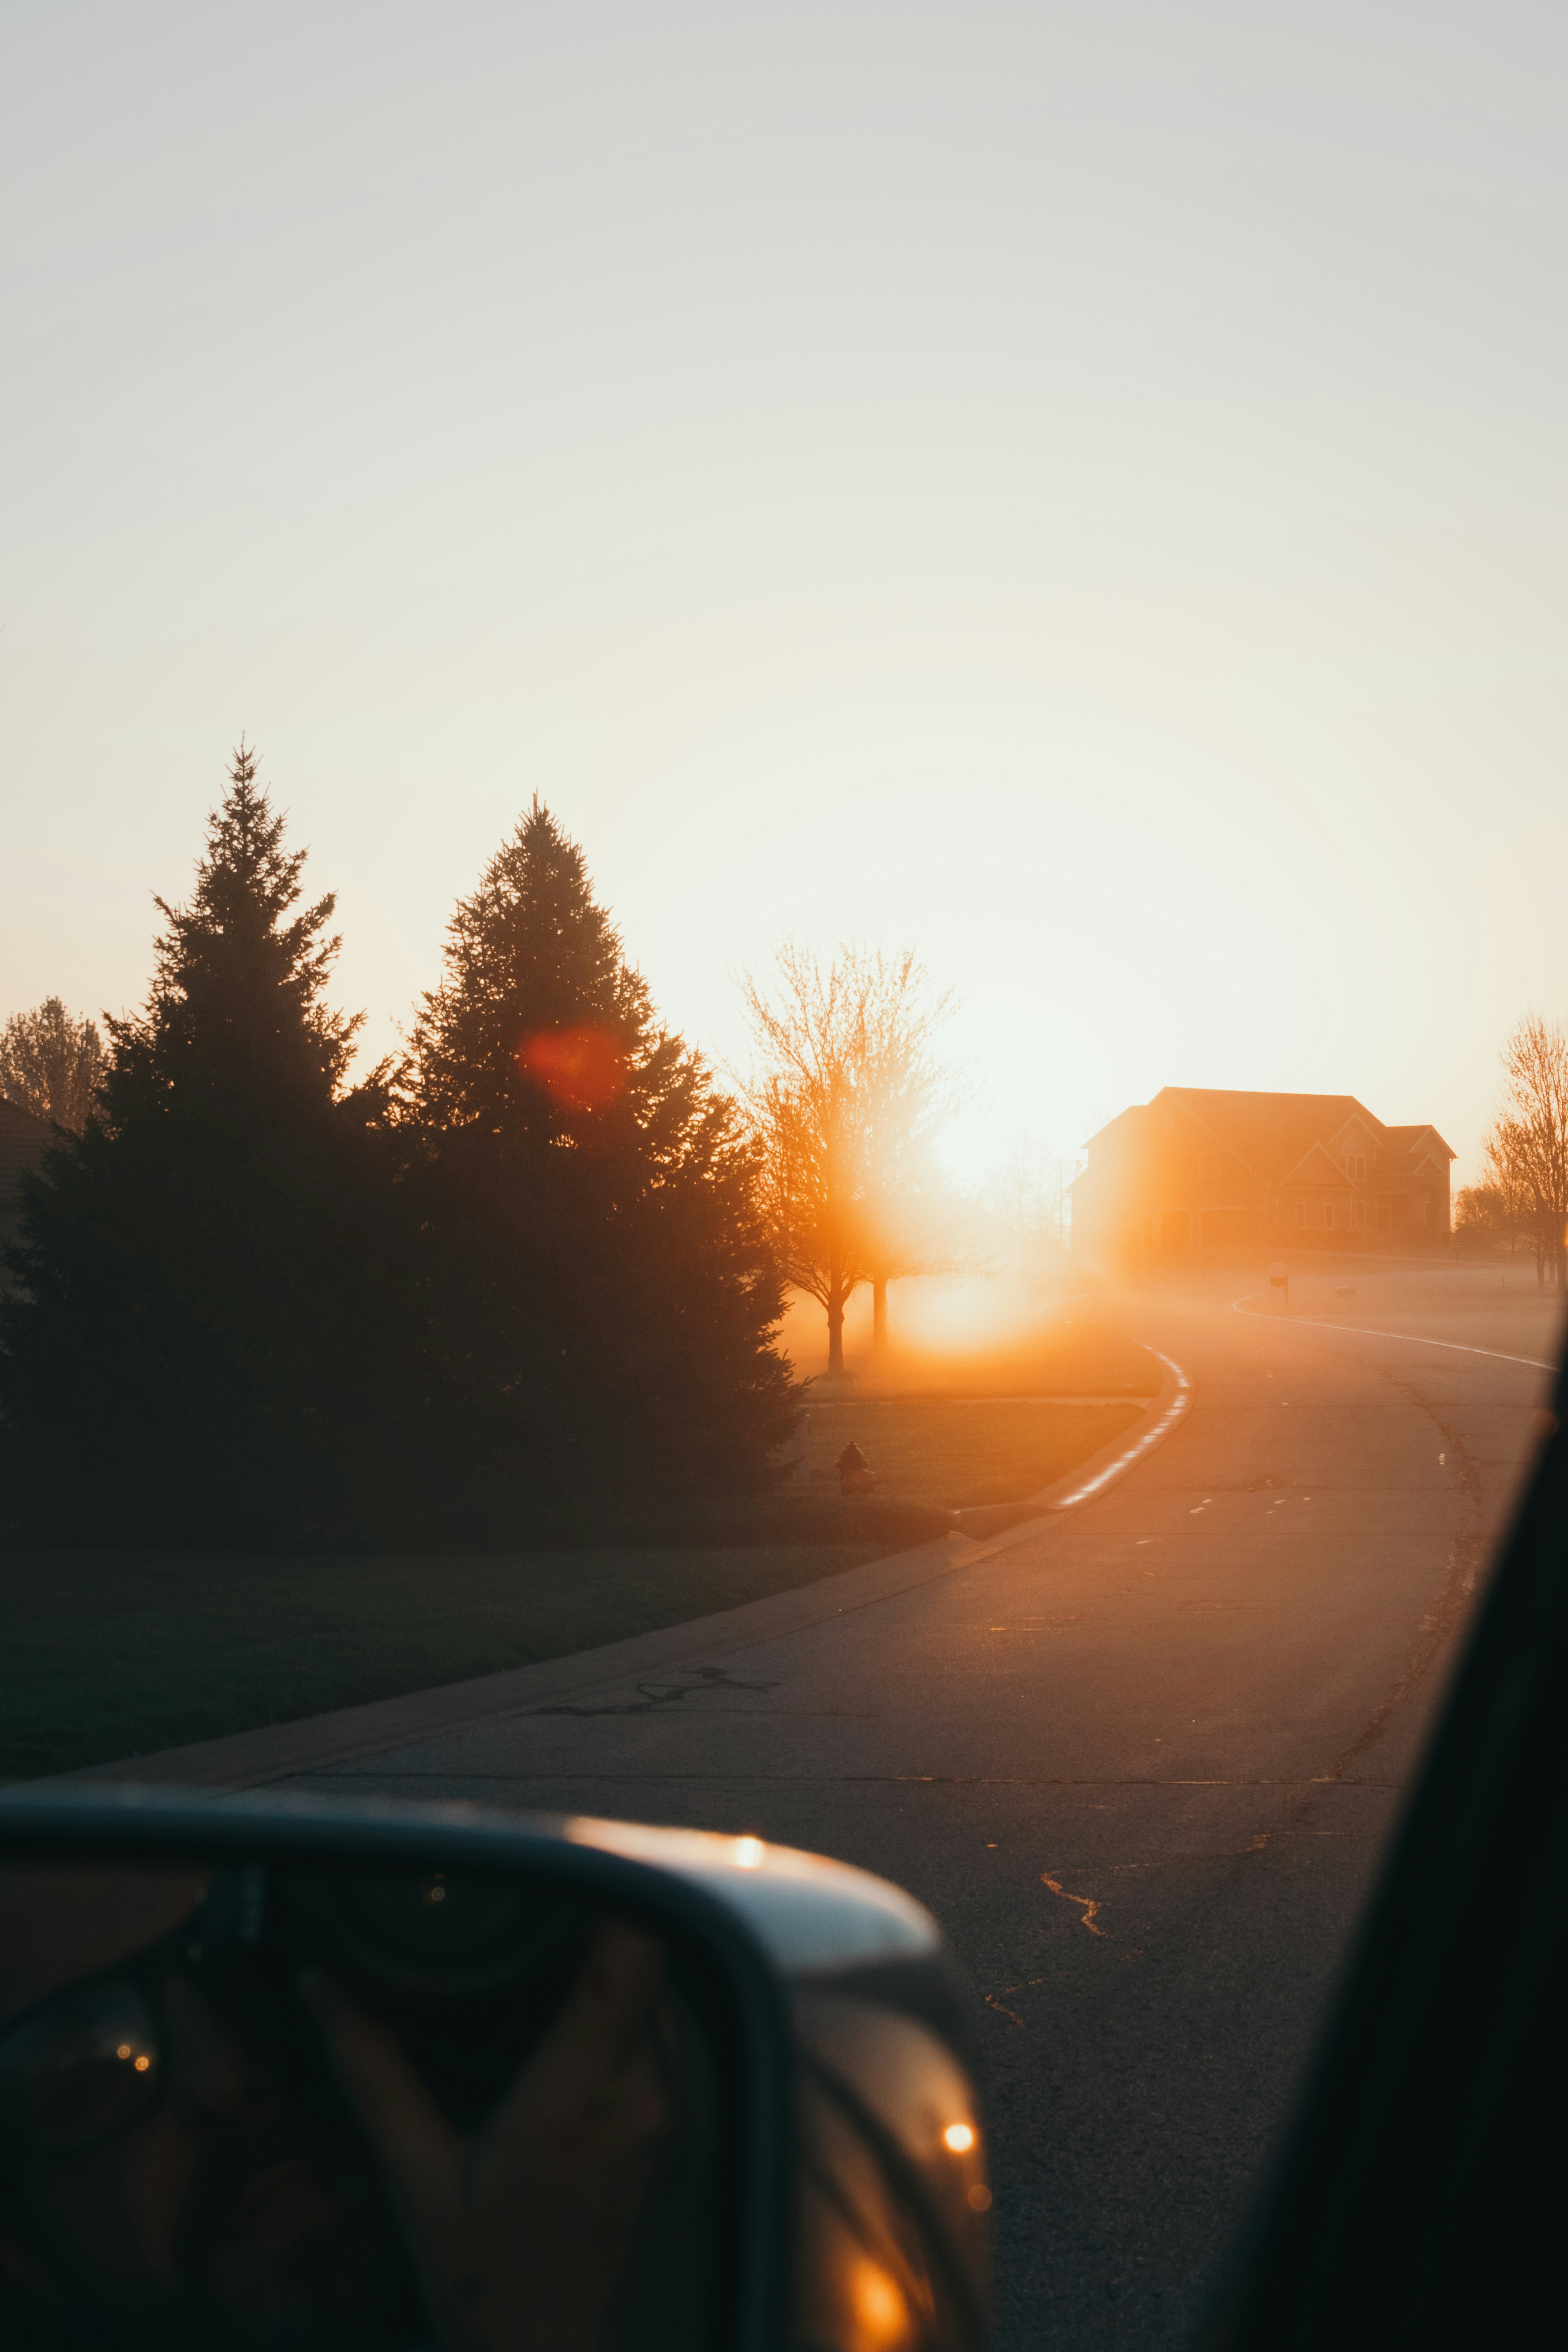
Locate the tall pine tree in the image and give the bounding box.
[406,799,797,1520]
[0,746,412,1544]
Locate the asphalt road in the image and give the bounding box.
[299,1259,1564,2349]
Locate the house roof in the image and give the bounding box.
[1383,1123,1457,1162]
[1149,1089,1383,1186]
[1281,1138,1356,1189]
[1084,1088,1455,1187]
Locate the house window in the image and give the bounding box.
[1343,1154,1366,1181]
[1354,1198,1366,1228]
[1295,1201,1307,1228]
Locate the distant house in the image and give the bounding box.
[1071,1088,1455,1262]
[0,1095,55,1253]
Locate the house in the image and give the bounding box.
[1070,1088,1454,1262]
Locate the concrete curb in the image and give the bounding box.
[58,1351,1192,1795]
[952,1347,1191,1539]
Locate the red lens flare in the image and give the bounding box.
[517,1025,628,1114]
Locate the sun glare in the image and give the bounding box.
[889,1277,1043,1357]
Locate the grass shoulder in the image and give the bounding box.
[4,1320,1161,1780]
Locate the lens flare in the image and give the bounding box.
[517,1025,627,1113]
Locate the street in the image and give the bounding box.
[298,1260,1563,2348]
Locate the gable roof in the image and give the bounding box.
[1383,1123,1457,1162]
[1281,1138,1356,1189]
[1083,1089,1456,1187]
[1081,1104,1141,1147]
[1151,1089,1383,1186]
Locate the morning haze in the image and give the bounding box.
[5,3,1568,1185]
[2,16,1566,2347]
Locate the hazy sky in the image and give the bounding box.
[4,2,1566,1184]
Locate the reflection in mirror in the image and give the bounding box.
[0,1855,725,2351]
[792,1997,988,2352]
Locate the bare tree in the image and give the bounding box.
[855,960,964,1352]
[982,1131,1081,1271]
[0,998,105,1132]
[1485,1014,1568,1288]
[738,943,959,1373]
[1454,1183,1510,1255]
[1476,1128,1534,1259]
[746,1066,863,1374]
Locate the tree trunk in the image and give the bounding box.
[827,1249,846,1374]
[872,1277,888,1355]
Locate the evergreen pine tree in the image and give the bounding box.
[410,796,646,1145]
[0,745,412,1544]
[407,799,797,1520]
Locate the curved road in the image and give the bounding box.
[305,1261,1563,2350]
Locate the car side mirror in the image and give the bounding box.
[0,1787,989,2352]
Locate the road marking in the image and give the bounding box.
[1231,1295,1555,1371]
[1045,1349,1193,1509]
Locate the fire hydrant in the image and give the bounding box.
[836,1440,876,1497]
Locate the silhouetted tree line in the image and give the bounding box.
[0,747,797,1546]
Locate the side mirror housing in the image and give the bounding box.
[0,1787,989,2352]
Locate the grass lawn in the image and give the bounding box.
[0,1535,925,1781]
[803,1398,1143,1509]
[839,1320,1160,1401]
[1,1319,1160,1780]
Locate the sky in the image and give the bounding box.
[4,1,1566,1188]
